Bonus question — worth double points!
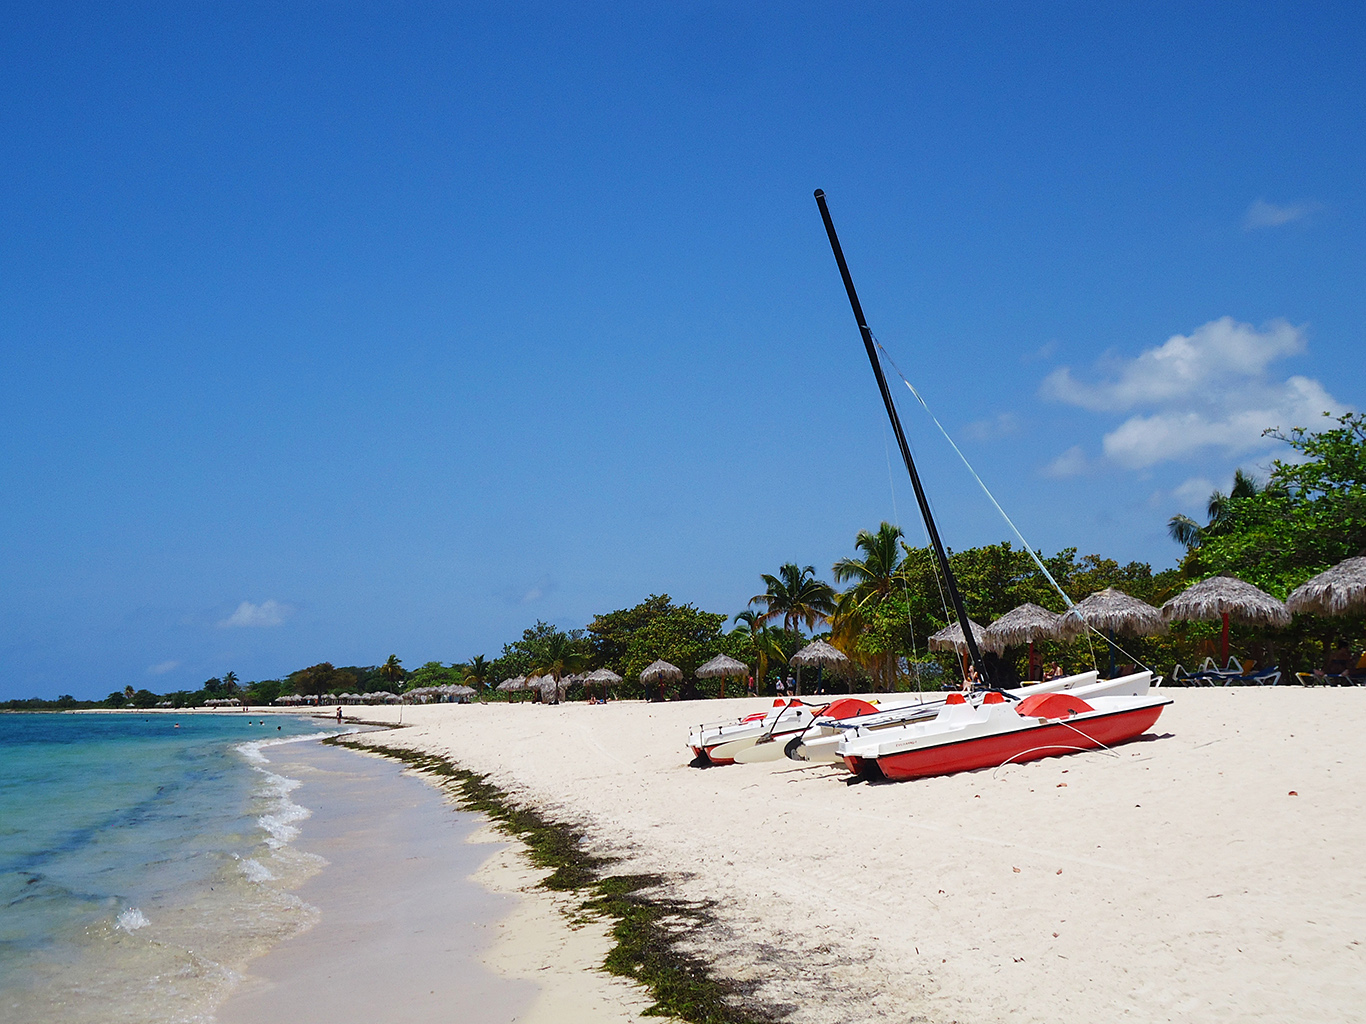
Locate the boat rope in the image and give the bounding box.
[990,721,1123,780]
[874,337,1165,680]
[873,337,1074,609]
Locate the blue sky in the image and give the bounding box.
[2,3,1362,698]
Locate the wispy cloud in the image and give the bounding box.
[1042,445,1088,478]
[148,659,180,675]
[1039,317,1346,470]
[1022,339,1059,363]
[1243,198,1319,230]
[218,599,292,628]
[962,412,1019,442]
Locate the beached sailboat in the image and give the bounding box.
[809,190,1168,779]
[688,667,1155,766]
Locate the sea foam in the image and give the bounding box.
[115,908,149,932]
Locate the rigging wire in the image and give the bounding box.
[872,335,1158,678]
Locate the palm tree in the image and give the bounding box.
[750,563,837,634]
[222,671,239,695]
[731,609,787,692]
[1169,469,1264,550]
[831,522,911,690]
[528,631,589,682]
[464,654,491,692]
[379,654,405,691]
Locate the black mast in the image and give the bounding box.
[813,188,990,687]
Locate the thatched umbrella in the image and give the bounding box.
[928,620,988,686]
[583,667,622,701]
[1286,556,1366,617]
[639,659,682,701]
[1063,587,1166,677]
[696,653,748,699]
[983,603,1079,679]
[789,639,849,696]
[496,675,526,693]
[927,620,988,652]
[1161,575,1290,663]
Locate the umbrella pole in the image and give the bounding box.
[1221,612,1230,664]
[1108,628,1117,678]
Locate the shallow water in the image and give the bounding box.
[0,713,334,1023]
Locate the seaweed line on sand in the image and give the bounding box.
[328,736,781,1024]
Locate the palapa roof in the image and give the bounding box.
[927,620,988,652]
[496,675,527,692]
[1161,575,1290,627]
[1062,588,1166,636]
[639,659,683,682]
[981,603,1077,652]
[1286,556,1366,617]
[584,667,622,684]
[696,653,749,678]
[789,639,850,668]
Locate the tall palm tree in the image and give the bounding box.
[222,671,239,695]
[750,563,837,634]
[379,654,405,691]
[831,522,911,690]
[464,654,491,691]
[731,609,787,692]
[528,631,590,682]
[1169,469,1264,550]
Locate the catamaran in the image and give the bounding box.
[687,667,1157,766]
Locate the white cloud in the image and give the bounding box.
[1040,317,1347,469]
[148,660,180,675]
[963,412,1020,442]
[1243,198,1319,230]
[1172,477,1215,509]
[218,599,291,628]
[1042,445,1088,478]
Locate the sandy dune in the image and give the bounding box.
[345,689,1366,1024]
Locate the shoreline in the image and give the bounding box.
[336,689,1366,1024]
[215,731,671,1024]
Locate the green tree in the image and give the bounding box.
[1168,469,1265,550]
[831,523,914,689]
[587,595,674,671]
[464,654,491,691]
[528,630,591,682]
[622,604,746,683]
[379,655,405,691]
[222,671,239,695]
[1185,413,1366,595]
[404,661,464,690]
[730,609,784,690]
[750,563,837,634]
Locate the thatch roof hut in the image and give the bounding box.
[1286,556,1366,617]
[696,653,748,698]
[981,603,1077,653]
[1162,575,1291,627]
[927,619,988,652]
[1062,588,1166,637]
[585,667,622,685]
[639,660,683,683]
[790,639,849,668]
[496,675,527,692]
[696,654,748,677]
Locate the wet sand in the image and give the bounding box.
[215,739,534,1024]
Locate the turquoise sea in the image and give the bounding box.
[0,712,341,1023]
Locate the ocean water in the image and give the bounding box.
[0,712,341,1023]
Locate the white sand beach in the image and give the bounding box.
[331,688,1366,1024]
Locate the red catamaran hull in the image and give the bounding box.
[844,703,1167,781]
